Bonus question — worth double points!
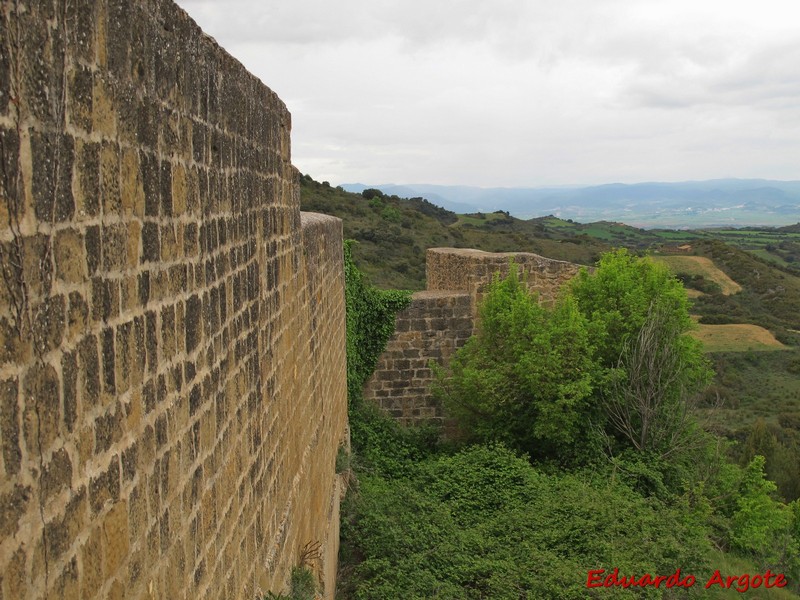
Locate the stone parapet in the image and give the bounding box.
[427,247,583,309]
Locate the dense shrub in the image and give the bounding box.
[341,444,713,599]
[339,246,800,599]
[436,264,598,463]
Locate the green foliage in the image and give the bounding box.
[349,399,439,479]
[342,247,439,478]
[361,188,384,200]
[565,249,714,485]
[731,456,799,577]
[344,240,411,403]
[677,272,724,295]
[692,239,800,338]
[299,174,607,290]
[439,250,711,470]
[259,566,317,600]
[739,419,800,502]
[335,444,352,474]
[289,567,317,600]
[706,350,800,502]
[437,264,598,462]
[380,205,402,223]
[604,301,711,463]
[340,444,713,599]
[570,248,694,367]
[336,218,800,598]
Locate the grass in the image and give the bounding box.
[691,240,800,335]
[454,212,509,227]
[750,248,795,268]
[702,349,800,434]
[652,255,742,295]
[693,323,787,352]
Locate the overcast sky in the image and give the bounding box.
[174,0,800,187]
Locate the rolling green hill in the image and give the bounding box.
[301,174,800,491]
[299,175,610,289]
[327,176,800,597]
[301,174,800,347]
[300,177,800,340]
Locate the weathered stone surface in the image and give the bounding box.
[363,290,472,426]
[427,247,582,308]
[0,2,347,599]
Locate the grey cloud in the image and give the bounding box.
[623,39,800,111]
[175,0,800,186]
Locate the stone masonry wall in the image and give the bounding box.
[0,2,348,600]
[362,291,472,425]
[427,247,583,310]
[364,248,583,426]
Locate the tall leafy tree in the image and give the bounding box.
[569,248,694,367]
[440,250,716,469]
[570,249,712,462]
[604,301,711,459]
[437,264,597,462]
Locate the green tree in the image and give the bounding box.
[731,455,798,573]
[437,264,597,462]
[740,419,800,502]
[361,187,384,200]
[570,250,712,464]
[604,301,711,460]
[439,250,713,471]
[569,248,693,367]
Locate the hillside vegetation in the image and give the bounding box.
[652,255,742,295]
[300,173,800,512]
[299,175,609,289]
[339,249,800,598]
[301,175,800,346]
[692,323,785,352]
[301,175,800,291]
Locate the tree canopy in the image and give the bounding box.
[437,265,597,462]
[438,249,712,468]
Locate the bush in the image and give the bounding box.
[361,188,384,200]
[435,264,598,463]
[340,444,712,599]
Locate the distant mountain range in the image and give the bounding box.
[341,179,800,228]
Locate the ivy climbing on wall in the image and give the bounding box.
[344,240,411,403]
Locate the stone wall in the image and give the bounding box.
[427,247,583,309]
[0,2,347,599]
[364,248,583,426]
[362,291,472,425]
